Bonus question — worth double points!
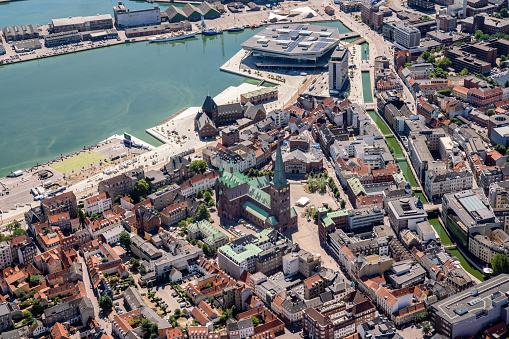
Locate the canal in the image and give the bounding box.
[413,191,428,204]
[367,110,392,135]
[449,249,485,281]
[428,217,452,246]
[361,72,373,103]
[361,42,369,61]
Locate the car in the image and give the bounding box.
[180,302,187,308]
[172,292,178,297]
[177,298,184,303]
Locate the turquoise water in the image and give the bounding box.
[0,33,255,176]
[0,1,351,177]
[0,0,183,27]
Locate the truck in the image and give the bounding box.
[11,170,23,177]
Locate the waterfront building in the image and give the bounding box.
[241,24,340,68]
[240,87,278,105]
[42,191,78,220]
[2,24,39,42]
[425,169,474,201]
[50,14,113,33]
[113,2,161,28]
[328,46,349,91]
[387,196,427,232]
[441,188,497,248]
[216,142,297,231]
[44,30,81,47]
[431,274,509,339]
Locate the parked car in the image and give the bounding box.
[180,302,187,308]
[172,292,178,297]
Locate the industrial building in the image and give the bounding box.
[241,24,340,68]
[50,14,113,33]
[328,46,349,92]
[113,1,161,28]
[2,24,39,42]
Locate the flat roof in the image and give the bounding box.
[52,14,112,27]
[241,23,340,60]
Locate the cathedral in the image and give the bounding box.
[215,142,298,232]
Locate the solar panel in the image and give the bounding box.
[321,38,334,43]
[311,42,328,51]
[286,36,304,52]
[278,34,290,40]
[295,24,303,30]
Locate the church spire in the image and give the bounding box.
[273,140,288,187]
[229,159,234,173]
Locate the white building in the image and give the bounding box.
[179,171,219,197]
[0,241,13,269]
[84,192,112,216]
[101,224,124,245]
[282,253,299,276]
[393,23,421,49]
[424,169,473,201]
[113,2,161,28]
[267,109,290,127]
[329,47,349,91]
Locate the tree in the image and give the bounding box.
[140,268,147,275]
[196,189,204,199]
[205,187,213,194]
[202,243,211,257]
[435,57,452,70]
[426,55,435,64]
[422,322,432,337]
[475,29,484,40]
[207,199,215,208]
[251,316,261,327]
[203,190,212,202]
[209,297,215,305]
[196,204,210,221]
[101,257,109,263]
[29,275,40,287]
[99,295,113,312]
[404,62,412,67]
[459,68,469,76]
[340,200,346,209]
[492,253,509,276]
[190,160,208,174]
[421,15,431,21]
[22,310,32,319]
[13,229,26,236]
[505,80,509,88]
[119,230,131,252]
[6,220,21,231]
[78,207,86,224]
[114,195,123,204]
[501,7,509,18]
[32,299,44,316]
[130,258,140,267]
[133,179,150,202]
[487,108,496,117]
[90,213,99,221]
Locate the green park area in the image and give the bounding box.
[51,151,106,174]
[413,191,428,204]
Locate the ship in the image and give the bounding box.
[202,27,223,35]
[199,1,223,35]
[227,25,244,32]
[149,31,196,43]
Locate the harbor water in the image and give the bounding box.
[0,0,352,177]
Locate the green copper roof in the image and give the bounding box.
[347,177,366,196]
[321,215,334,227]
[318,207,328,213]
[272,141,288,188]
[328,210,348,218]
[248,186,271,209]
[267,216,279,225]
[248,175,270,189]
[290,207,297,218]
[219,243,263,263]
[219,171,247,188]
[243,201,270,221]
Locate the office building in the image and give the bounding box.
[50,14,113,33]
[425,169,474,201]
[329,47,349,91]
[387,196,427,232]
[393,23,421,49]
[431,274,509,339]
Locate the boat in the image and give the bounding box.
[149,31,196,43]
[227,25,244,32]
[199,1,223,35]
[202,27,223,35]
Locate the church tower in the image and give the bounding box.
[270,141,291,231]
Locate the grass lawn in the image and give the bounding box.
[50,151,106,174]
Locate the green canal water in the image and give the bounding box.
[449,249,485,281]
[428,217,452,245]
[361,42,369,61]
[385,137,404,158]
[361,72,373,103]
[413,191,428,204]
[367,111,392,135]
[0,1,352,177]
[397,160,419,187]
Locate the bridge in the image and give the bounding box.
[344,37,366,48]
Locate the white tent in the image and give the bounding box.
[296,197,310,207]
